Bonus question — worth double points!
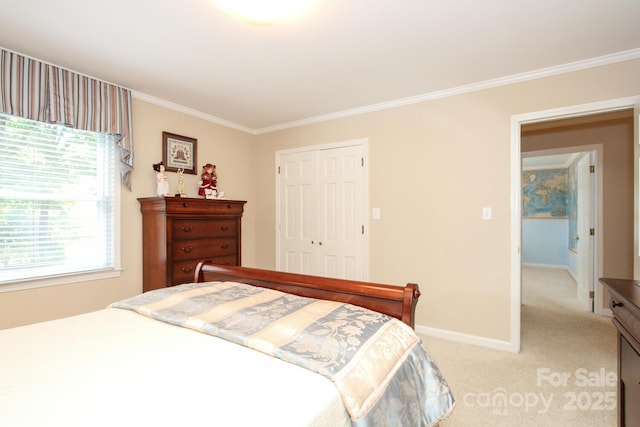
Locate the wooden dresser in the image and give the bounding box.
[599,278,640,426]
[138,197,246,292]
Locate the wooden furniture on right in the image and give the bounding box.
[599,277,640,426]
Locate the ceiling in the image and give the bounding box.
[522,153,578,170]
[1,0,639,134]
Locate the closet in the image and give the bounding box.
[277,141,368,280]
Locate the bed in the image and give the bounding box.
[0,261,454,426]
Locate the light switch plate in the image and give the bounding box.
[482,207,492,220]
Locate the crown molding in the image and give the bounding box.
[131,92,257,135]
[254,48,640,134]
[134,48,640,135]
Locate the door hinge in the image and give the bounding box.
[590,228,595,236]
[590,165,595,173]
[362,225,364,234]
[361,157,364,167]
[589,291,594,299]
[278,166,280,174]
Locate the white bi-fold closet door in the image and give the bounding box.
[276,140,368,280]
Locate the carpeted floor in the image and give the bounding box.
[422,266,617,426]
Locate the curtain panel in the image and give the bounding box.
[0,49,134,189]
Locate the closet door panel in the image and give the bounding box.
[317,145,364,280]
[278,142,365,280]
[279,150,317,275]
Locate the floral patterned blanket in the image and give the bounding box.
[111,281,454,426]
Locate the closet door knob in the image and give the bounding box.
[612,301,623,308]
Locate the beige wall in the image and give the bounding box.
[1,58,639,346]
[254,59,640,343]
[0,100,257,329]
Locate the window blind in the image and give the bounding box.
[0,113,117,283]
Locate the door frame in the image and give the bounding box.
[521,146,602,313]
[275,138,370,279]
[510,96,640,353]
[576,149,597,313]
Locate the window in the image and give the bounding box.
[0,113,120,288]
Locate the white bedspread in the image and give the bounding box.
[0,308,351,427]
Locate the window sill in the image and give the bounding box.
[0,269,123,293]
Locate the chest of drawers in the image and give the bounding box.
[138,197,246,292]
[599,278,640,426]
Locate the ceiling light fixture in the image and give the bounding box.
[215,0,317,25]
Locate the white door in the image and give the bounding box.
[278,150,317,274]
[316,145,365,279]
[277,141,367,280]
[576,152,594,311]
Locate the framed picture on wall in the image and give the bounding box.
[162,131,197,174]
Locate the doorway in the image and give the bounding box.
[521,148,599,313]
[510,99,638,353]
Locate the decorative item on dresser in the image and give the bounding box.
[138,197,246,292]
[599,277,640,426]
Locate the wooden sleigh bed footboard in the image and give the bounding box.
[194,261,421,328]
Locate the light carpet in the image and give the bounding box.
[422,266,617,426]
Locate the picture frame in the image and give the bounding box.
[162,131,197,174]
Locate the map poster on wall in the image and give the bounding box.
[522,169,568,218]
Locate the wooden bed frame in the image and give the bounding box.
[194,261,421,328]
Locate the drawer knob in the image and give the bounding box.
[183,202,190,208]
[182,246,193,253]
[220,225,229,231]
[612,301,623,308]
[181,266,194,273]
[220,243,229,249]
[182,226,192,232]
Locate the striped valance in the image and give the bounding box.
[0,48,134,189]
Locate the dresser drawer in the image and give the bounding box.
[611,297,640,346]
[172,256,238,285]
[205,254,238,267]
[171,238,237,261]
[172,219,237,240]
[165,199,245,216]
[172,259,200,284]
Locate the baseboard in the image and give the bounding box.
[522,262,569,270]
[416,324,517,353]
[524,263,579,284]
